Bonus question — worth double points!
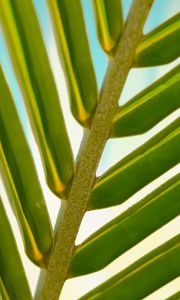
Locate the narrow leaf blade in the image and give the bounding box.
[92,0,123,54]
[80,236,180,299]
[70,175,180,275]
[90,119,180,209]
[47,0,98,126]
[111,66,180,137]
[0,67,52,267]
[135,14,180,67]
[0,0,74,198]
[0,198,32,300]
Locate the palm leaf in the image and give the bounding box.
[0,0,179,299]
[70,174,180,275]
[0,198,32,300]
[0,66,52,267]
[135,13,180,67]
[47,0,98,126]
[111,65,179,137]
[80,235,180,299]
[92,0,123,54]
[90,119,179,209]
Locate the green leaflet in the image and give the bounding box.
[70,174,180,276]
[92,0,123,54]
[0,198,32,300]
[47,0,98,126]
[111,66,180,137]
[0,67,52,267]
[89,119,180,209]
[135,13,180,67]
[80,236,180,299]
[0,0,74,198]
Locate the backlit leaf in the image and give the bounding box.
[70,175,180,275]
[0,198,32,300]
[111,66,179,137]
[135,14,180,67]
[90,119,179,209]
[0,0,74,198]
[92,0,123,54]
[0,67,52,267]
[47,0,98,126]
[80,236,180,299]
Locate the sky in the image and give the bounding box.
[0,0,180,299]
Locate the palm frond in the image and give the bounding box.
[0,0,179,299]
